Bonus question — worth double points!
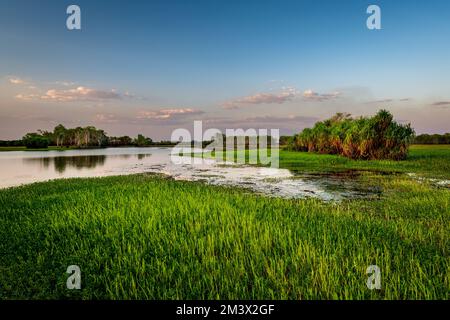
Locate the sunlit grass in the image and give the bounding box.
[0,171,448,299]
[202,145,450,179]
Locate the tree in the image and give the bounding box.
[118,136,133,146]
[22,133,49,149]
[134,134,152,147]
[53,124,67,147]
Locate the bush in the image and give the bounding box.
[22,133,49,149]
[289,110,415,160]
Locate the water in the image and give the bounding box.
[0,147,380,200]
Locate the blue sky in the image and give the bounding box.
[1,0,449,139]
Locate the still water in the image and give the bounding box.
[0,147,379,200]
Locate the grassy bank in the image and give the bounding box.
[279,145,450,179]
[0,171,448,299]
[205,145,450,179]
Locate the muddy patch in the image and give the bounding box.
[144,159,385,201]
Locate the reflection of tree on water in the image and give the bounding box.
[53,155,107,173]
[23,155,106,173]
[138,154,151,160]
[23,154,152,173]
[39,157,51,169]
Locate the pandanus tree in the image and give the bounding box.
[289,110,415,160]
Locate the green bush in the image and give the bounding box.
[289,110,415,160]
[22,133,49,149]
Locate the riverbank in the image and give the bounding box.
[0,145,175,152]
[0,160,448,299]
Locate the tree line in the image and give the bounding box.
[0,124,174,149]
[286,110,415,160]
[413,133,450,144]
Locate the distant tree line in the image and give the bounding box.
[0,124,176,149]
[0,140,23,147]
[413,133,450,144]
[287,110,415,160]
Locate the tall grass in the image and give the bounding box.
[0,172,448,299]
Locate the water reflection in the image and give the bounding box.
[0,148,383,201]
[22,154,151,173]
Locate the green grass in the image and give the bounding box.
[280,145,450,178]
[204,145,450,179]
[0,170,448,299]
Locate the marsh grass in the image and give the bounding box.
[204,145,450,179]
[0,170,448,299]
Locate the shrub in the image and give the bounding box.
[22,133,49,149]
[289,110,415,160]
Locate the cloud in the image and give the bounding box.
[223,87,298,109]
[431,101,450,107]
[365,98,393,104]
[242,115,318,124]
[366,98,412,104]
[53,81,77,87]
[15,93,40,101]
[137,108,204,120]
[41,86,121,102]
[302,89,341,101]
[15,86,122,102]
[9,77,25,85]
[94,114,118,123]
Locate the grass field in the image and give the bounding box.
[207,145,450,179]
[0,145,448,299]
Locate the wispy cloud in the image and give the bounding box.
[8,77,26,85]
[54,81,76,87]
[365,98,393,104]
[222,87,342,109]
[366,98,412,104]
[15,86,122,102]
[430,101,450,109]
[94,113,119,123]
[431,101,450,106]
[302,89,341,101]
[15,93,40,101]
[223,87,298,109]
[242,115,318,124]
[42,87,121,102]
[137,108,204,120]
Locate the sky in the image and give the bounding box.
[1,0,449,140]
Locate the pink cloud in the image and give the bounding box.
[302,89,341,101]
[223,87,298,109]
[41,86,121,102]
[137,108,204,120]
[9,77,25,85]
